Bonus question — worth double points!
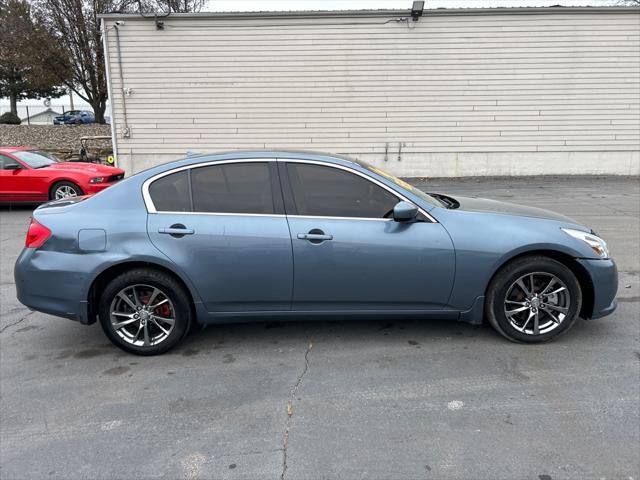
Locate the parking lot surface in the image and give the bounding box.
[1,176,638,480]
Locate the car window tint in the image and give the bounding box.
[0,154,20,169]
[191,162,275,214]
[286,163,398,218]
[149,170,191,212]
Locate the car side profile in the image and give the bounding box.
[53,110,95,125]
[14,151,618,355]
[0,147,125,202]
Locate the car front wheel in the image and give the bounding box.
[486,256,582,343]
[98,268,192,355]
[50,181,83,200]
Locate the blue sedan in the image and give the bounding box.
[53,110,95,125]
[14,151,618,355]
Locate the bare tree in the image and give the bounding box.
[611,0,640,5]
[165,0,204,13]
[32,0,137,123]
[32,0,204,124]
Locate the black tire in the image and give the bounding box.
[485,255,582,343]
[98,268,193,355]
[49,181,83,200]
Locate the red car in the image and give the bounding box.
[0,147,125,203]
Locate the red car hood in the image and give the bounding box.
[44,162,124,176]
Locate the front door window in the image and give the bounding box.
[286,163,398,218]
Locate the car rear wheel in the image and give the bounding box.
[50,181,83,200]
[485,256,582,343]
[98,268,192,355]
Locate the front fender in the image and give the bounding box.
[436,208,597,311]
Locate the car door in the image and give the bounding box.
[0,154,41,202]
[145,160,293,312]
[280,160,455,311]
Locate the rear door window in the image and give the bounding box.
[190,162,275,214]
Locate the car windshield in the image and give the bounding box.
[356,160,440,207]
[13,150,61,169]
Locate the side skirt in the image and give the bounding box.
[198,309,464,325]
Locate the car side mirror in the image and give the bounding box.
[392,201,418,222]
[4,164,22,170]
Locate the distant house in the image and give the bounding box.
[21,108,61,125]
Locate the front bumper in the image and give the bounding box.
[577,258,618,319]
[83,182,115,195]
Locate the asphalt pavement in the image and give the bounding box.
[1,176,638,480]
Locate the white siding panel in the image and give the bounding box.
[103,9,640,176]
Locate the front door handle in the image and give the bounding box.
[297,229,333,244]
[158,224,194,237]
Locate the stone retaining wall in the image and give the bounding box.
[0,124,112,160]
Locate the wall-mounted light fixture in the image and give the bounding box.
[411,1,425,21]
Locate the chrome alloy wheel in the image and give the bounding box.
[504,272,571,336]
[54,185,78,199]
[109,284,176,346]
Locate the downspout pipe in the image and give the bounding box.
[101,18,120,166]
[113,21,130,138]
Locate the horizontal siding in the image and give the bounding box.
[104,10,640,175]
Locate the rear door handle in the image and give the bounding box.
[158,224,194,237]
[297,230,333,244]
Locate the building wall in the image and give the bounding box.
[102,8,640,177]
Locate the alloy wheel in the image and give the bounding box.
[54,185,78,199]
[109,284,176,347]
[503,272,571,336]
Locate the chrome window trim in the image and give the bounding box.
[142,157,437,223]
[287,214,390,222]
[149,211,286,218]
[142,158,276,214]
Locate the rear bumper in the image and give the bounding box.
[14,248,90,324]
[577,258,618,319]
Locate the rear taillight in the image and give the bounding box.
[25,218,51,248]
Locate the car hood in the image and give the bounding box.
[436,194,580,225]
[43,162,123,175]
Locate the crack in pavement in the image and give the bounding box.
[0,310,36,334]
[281,339,313,480]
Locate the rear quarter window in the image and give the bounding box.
[148,170,191,212]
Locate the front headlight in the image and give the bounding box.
[561,228,610,259]
[89,177,105,184]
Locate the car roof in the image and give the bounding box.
[183,149,359,165]
[139,150,364,179]
[135,149,363,180]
